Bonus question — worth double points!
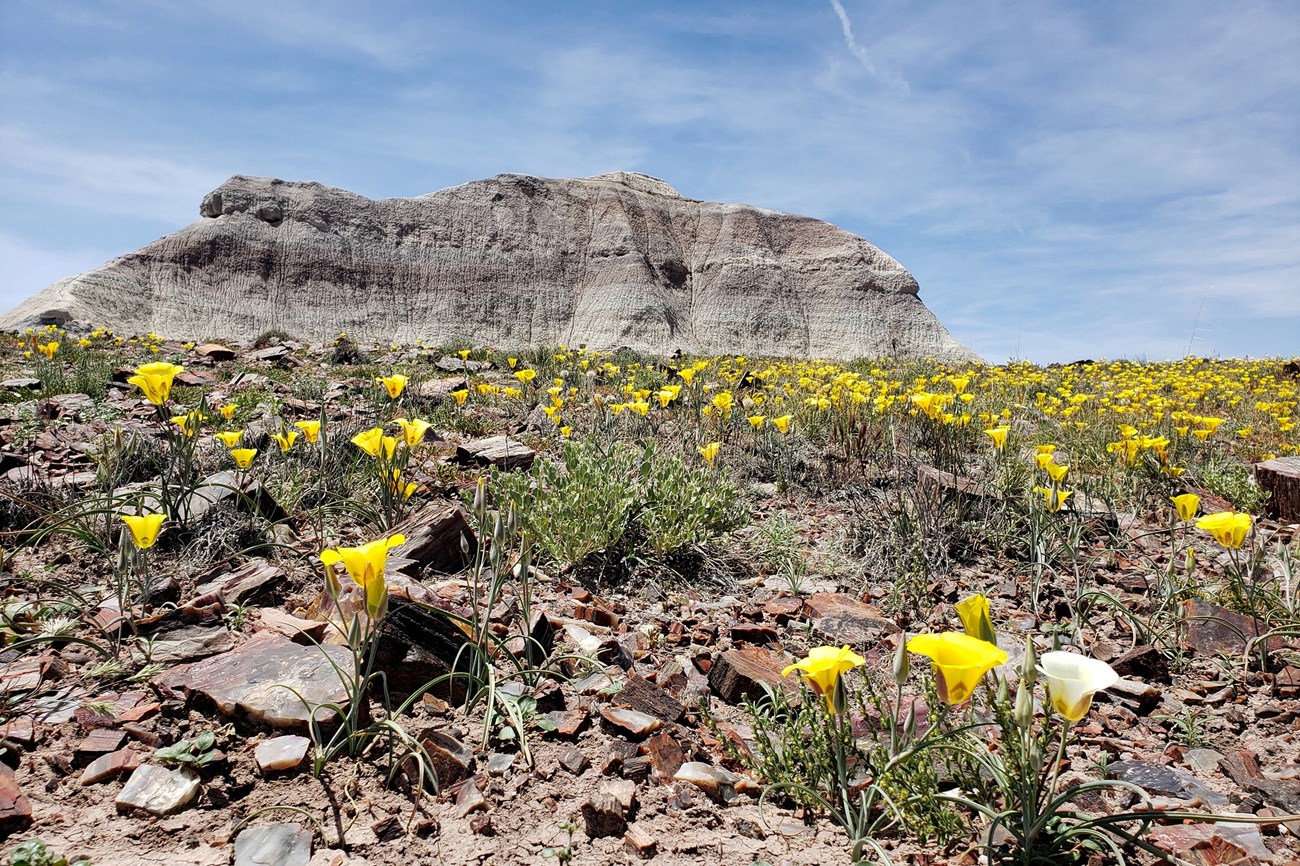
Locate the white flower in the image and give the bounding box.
[1038,651,1119,722]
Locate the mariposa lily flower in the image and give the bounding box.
[121,513,166,550]
[983,426,1010,450]
[1045,462,1069,483]
[772,415,792,434]
[1039,651,1119,722]
[351,427,385,457]
[782,645,865,713]
[698,441,721,468]
[955,594,996,646]
[127,362,185,406]
[214,431,242,448]
[450,389,469,406]
[320,533,406,619]
[908,632,1007,705]
[273,431,299,453]
[747,415,766,430]
[170,411,203,437]
[230,448,257,469]
[514,369,538,384]
[1032,486,1072,512]
[217,403,238,420]
[1196,511,1252,548]
[293,420,321,443]
[376,374,409,399]
[37,342,59,359]
[1171,493,1200,522]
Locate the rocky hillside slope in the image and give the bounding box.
[0,172,976,361]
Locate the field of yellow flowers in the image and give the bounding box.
[0,324,1297,865]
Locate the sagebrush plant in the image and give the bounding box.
[489,438,744,567]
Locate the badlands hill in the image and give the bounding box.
[0,172,976,361]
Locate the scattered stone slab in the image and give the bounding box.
[233,822,312,866]
[1105,759,1227,806]
[0,763,32,835]
[115,764,200,816]
[708,646,798,704]
[414,377,468,399]
[387,504,476,575]
[421,730,474,787]
[453,435,535,471]
[117,470,286,525]
[624,825,658,859]
[257,608,328,644]
[153,632,352,730]
[375,597,472,702]
[254,735,311,773]
[581,780,635,838]
[916,465,991,501]
[1222,750,1300,813]
[194,558,284,607]
[674,762,739,804]
[600,708,663,739]
[75,728,127,760]
[0,378,40,391]
[136,623,235,665]
[194,343,237,361]
[644,729,685,782]
[250,345,291,363]
[615,670,685,723]
[1181,599,1281,656]
[803,593,900,645]
[455,779,487,818]
[1147,822,1274,864]
[79,748,140,785]
[1256,455,1300,522]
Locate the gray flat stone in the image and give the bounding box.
[234,822,312,866]
[115,764,200,815]
[153,632,352,730]
[254,735,311,773]
[1107,759,1227,806]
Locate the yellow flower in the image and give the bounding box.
[1045,462,1069,484]
[699,441,721,467]
[78,338,91,348]
[1032,486,1072,512]
[121,513,166,550]
[955,594,996,646]
[293,419,321,443]
[214,431,242,448]
[320,534,406,619]
[514,369,537,384]
[218,403,238,420]
[1171,493,1200,522]
[560,426,572,438]
[1039,651,1118,722]
[772,415,792,434]
[273,431,299,453]
[376,373,409,399]
[1195,511,1252,548]
[508,357,518,369]
[781,645,865,713]
[1033,452,1055,470]
[392,417,432,448]
[351,427,385,457]
[230,448,257,469]
[170,411,202,437]
[907,632,1007,704]
[746,415,766,430]
[451,388,469,406]
[983,426,1010,450]
[37,342,59,359]
[127,361,185,405]
[678,367,697,385]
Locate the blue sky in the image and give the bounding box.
[2,1,1297,363]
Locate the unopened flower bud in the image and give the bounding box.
[1013,678,1034,728]
[893,634,910,686]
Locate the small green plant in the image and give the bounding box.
[7,838,91,866]
[153,730,220,767]
[539,816,578,862]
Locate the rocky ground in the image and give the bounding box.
[0,335,1298,866]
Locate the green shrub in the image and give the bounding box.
[489,439,745,566]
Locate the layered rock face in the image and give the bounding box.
[0,172,976,361]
